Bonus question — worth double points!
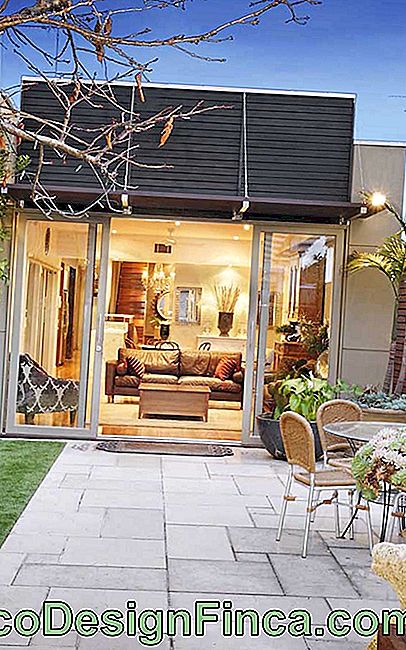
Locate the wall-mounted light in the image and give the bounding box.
[370,192,387,209]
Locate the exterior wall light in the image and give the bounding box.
[370,192,387,209]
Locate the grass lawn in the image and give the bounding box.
[0,440,64,546]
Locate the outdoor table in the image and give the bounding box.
[323,420,404,542]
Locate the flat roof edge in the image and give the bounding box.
[354,140,406,148]
[20,76,356,100]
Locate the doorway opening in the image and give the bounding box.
[99,218,253,441]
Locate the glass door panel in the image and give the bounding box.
[247,230,339,440]
[5,215,109,436]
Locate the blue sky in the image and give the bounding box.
[2,0,406,140]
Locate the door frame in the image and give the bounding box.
[3,212,110,438]
[241,222,346,445]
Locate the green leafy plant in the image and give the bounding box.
[272,373,362,421]
[0,148,30,289]
[299,319,329,358]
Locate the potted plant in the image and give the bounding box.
[351,427,406,501]
[354,389,406,424]
[213,284,240,337]
[257,374,361,460]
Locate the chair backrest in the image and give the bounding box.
[316,399,362,452]
[198,341,212,351]
[154,341,180,350]
[279,411,315,473]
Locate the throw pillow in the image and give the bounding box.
[127,355,145,379]
[116,360,127,376]
[214,357,237,381]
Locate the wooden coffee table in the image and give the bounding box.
[138,384,210,422]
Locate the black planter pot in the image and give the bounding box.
[256,413,323,461]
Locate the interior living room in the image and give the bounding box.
[100,218,252,440]
[14,216,335,442]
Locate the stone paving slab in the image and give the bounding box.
[14,563,167,591]
[12,510,104,537]
[228,527,329,556]
[60,537,166,568]
[0,552,25,585]
[2,533,67,555]
[168,559,283,595]
[166,503,253,527]
[80,487,163,509]
[163,477,239,494]
[167,525,234,561]
[269,554,360,598]
[60,475,161,491]
[101,507,164,539]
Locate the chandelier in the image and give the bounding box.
[141,264,175,294]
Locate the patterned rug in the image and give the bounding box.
[96,440,234,456]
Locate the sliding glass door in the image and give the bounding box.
[4,214,110,437]
[242,225,345,443]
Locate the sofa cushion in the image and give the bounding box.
[115,375,140,388]
[141,373,179,385]
[215,380,241,394]
[118,348,179,375]
[179,376,223,390]
[180,351,211,377]
[214,357,237,381]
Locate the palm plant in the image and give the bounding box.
[348,231,406,393]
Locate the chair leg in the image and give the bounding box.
[333,490,340,538]
[311,490,320,523]
[24,413,35,425]
[302,475,315,559]
[276,466,293,543]
[69,410,77,427]
[348,490,355,540]
[365,500,374,553]
[387,493,401,542]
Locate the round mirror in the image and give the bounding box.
[156,291,173,322]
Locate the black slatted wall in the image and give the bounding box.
[18,80,354,202]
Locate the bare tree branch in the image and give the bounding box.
[0,0,321,217]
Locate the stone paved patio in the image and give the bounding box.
[0,442,401,649]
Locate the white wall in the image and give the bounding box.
[340,143,406,386]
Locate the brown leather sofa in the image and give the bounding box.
[105,348,244,407]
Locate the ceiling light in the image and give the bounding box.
[233,235,240,241]
[243,224,251,231]
[174,221,181,227]
[112,229,118,235]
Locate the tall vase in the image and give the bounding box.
[218,311,233,337]
[159,322,170,341]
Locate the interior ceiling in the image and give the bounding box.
[110,218,253,241]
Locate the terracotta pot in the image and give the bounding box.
[218,311,233,337]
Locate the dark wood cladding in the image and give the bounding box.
[19,80,355,203]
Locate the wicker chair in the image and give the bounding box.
[317,399,362,469]
[276,411,373,558]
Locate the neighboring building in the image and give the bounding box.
[0,80,405,444]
